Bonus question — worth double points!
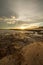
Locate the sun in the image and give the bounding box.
[20,26,26,30]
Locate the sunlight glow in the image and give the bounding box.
[20,26,26,30]
[18,23,40,30]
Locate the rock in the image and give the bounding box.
[21,42,43,65]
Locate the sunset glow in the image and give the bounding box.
[20,26,26,30]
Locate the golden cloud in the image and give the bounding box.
[0,16,16,24]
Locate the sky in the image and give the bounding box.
[0,0,43,29]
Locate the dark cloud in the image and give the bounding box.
[0,0,43,29]
[0,0,43,17]
[0,0,18,17]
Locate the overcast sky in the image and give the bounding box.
[0,0,43,29]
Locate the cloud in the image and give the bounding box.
[0,16,16,24]
[0,0,43,29]
[15,22,40,29]
[0,15,43,25]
